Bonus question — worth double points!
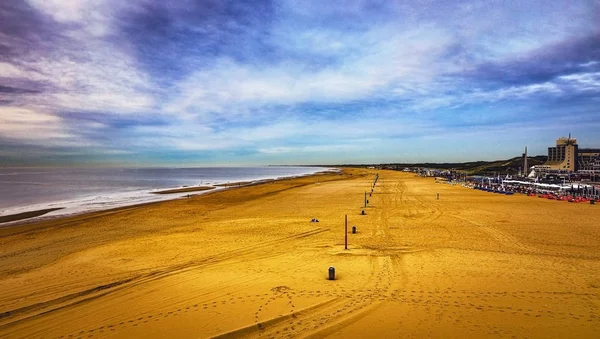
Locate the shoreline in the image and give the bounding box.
[0,169,340,228]
[151,186,216,194]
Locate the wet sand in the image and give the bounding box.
[0,169,599,338]
[0,208,64,224]
[152,186,216,194]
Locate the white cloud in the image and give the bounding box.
[408,81,567,112]
[164,25,454,120]
[0,62,46,82]
[0,107,112,149]
[580,61,599,68]
[26,0,116,37]
[119,113,434,154]
[0,107,71,141]
[558,72,600,91]
[258,144,360,154]
[0,1,157,118]
[3,41,155,117]
[472,82,562,101]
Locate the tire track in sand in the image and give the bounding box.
[0,228,328,334]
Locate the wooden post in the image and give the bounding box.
[345,215,348,250]
[364,191,367,208]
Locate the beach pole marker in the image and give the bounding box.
[352,226,356,234]
[437,193,439,200]
[329,266,335,280]
[345,214,348,250]
[364,192,367,208]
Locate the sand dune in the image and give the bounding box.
[0,169,599,338]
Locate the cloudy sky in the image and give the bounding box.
[1,0,599,166]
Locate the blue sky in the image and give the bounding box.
[1,0,599,166]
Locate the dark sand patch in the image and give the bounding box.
[214,181,253,187]
[0,208,64,224]
[152,186,216,194]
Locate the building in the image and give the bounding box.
[535,135,600,175]
[537,136,578,172]
[579,148,600,173]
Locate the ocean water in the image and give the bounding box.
[0,166,332,221]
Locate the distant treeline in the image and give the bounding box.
[314,155,548,176]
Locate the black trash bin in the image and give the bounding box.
[328,266,335,280]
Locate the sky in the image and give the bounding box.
[1,0,599,167]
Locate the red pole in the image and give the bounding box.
[345,214,348,250]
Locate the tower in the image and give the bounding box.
[521,147,528,177]
[524,146,528,176]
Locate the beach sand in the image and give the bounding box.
[0,169,599,338]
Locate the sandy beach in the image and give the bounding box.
[0,168,599,338]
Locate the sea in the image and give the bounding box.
[0,166,332,222]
